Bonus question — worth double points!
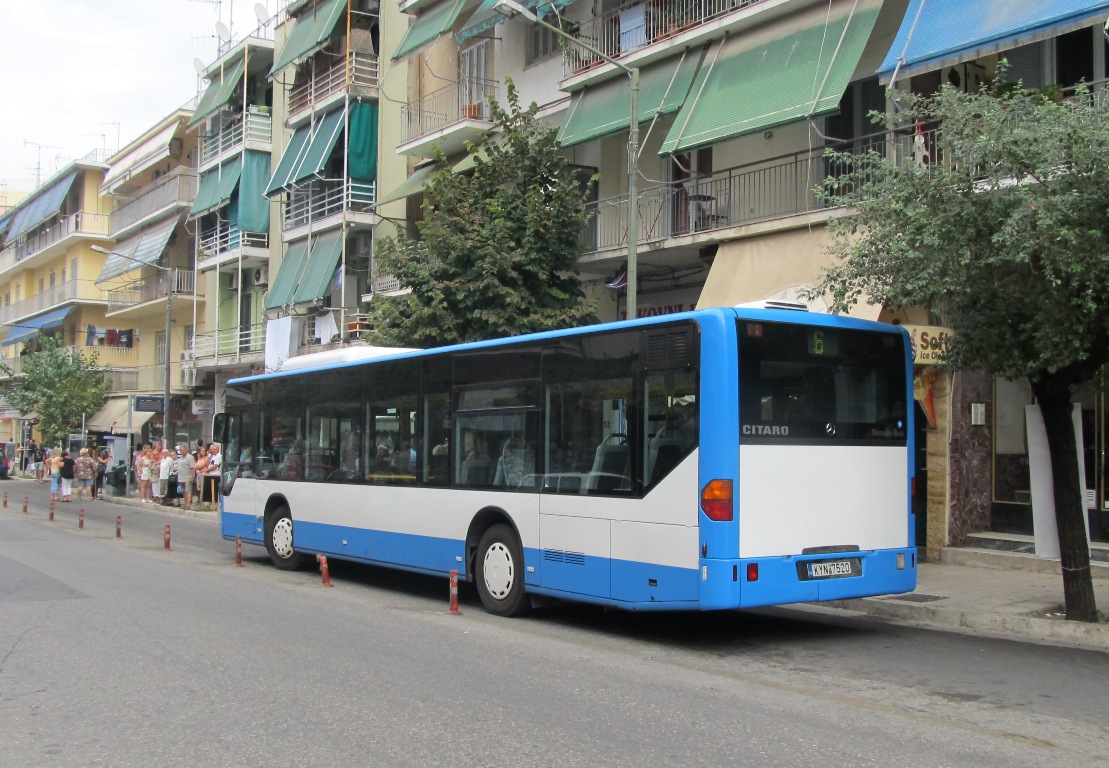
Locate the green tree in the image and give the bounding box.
[369,80,596,347]
[1,335,110,449]
[816,81,1108,621]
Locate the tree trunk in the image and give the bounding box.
[1030,376,1098,622]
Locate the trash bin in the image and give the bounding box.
[107,464,127,496]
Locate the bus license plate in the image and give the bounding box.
[807,560,854,579]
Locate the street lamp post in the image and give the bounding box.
[91,245,175,448]
[494,0,640,319]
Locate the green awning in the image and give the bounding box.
[392,0,468,60]
[293,229,344,305]
[235,150,271,232]
[265,238,312,310]
[290,106,346,185]
[558,50,702,148]
[189,156,244,217]
[95,216,180,283]
[378,162,438,204]
[660,0,881,155]
[270,0,348,75]
[189,57,246,128]
[456,0,572,43]
[266,123,313,196]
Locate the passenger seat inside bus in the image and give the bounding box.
[647,428,685,486]
[493,437,535,488]
[588,434,630,492]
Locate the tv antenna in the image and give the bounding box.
[23,139,62,187]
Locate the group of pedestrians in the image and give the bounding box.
[43,447,108,502]
[134,441,221,510]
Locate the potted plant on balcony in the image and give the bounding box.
[461,103,482,120]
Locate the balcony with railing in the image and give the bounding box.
[582,132,895,253]
[0,338,192,391]
[197,222,269,271]
[0,211,111,274]
[399,77,497,157]
[288,51,379,125]
[0,279,106,327]
[104,269,197,314]
[283,178,376,231]
[186,322,266,369]
[561,0,767,76]
[199,109,273,169]
[110,170,198,236]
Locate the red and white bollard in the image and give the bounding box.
[3,490,7,507]
[317,554,333,587]
[448,569,461,615]
[22,496,28,515]
[233,536,243,567]
[163,524,172,552]
[116,515,122,540]
[78,509,85,530]
[49,501,55,521]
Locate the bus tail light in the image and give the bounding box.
[746,563,759,581]
[701,480,733,521]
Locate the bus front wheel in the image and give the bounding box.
[475,525,530,617]
[265,505,305,571]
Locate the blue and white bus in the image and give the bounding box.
[215,305,915,616]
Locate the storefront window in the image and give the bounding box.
[993,377,1032,504]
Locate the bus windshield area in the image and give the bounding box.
[738,321,907,445]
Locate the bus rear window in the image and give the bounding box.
[738,321,907,445]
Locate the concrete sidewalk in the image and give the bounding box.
[824,548,1109,651]
[70,477,1109,651]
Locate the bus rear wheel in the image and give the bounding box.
[475,524,530,617]
[265,505,305,571]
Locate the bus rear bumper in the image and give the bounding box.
[701,548,918,609]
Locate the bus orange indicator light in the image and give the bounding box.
[700,480,733,521]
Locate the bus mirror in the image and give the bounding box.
[213,413,228,444]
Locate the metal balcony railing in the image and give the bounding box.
[401,77,497,143]
[0,279,104,326]
[104,269,197,313]
[288,51,379,121]
[109,170,198,235]
[582,132,890,252]
[0,211,111,271]
[198,223,269,265]
[283,178,375,230]
[186,323,266,364]
[562,0,766,74]
[199,110,273,167]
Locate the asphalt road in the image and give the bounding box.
[1,482,1107,768]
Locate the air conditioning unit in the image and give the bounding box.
[253,266,269,287]
[227,271,239,290]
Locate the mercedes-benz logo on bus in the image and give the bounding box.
[825,423,836,436]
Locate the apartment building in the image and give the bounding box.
[182,0,411,418]
[386,0,1109,556]
[93,108,204,446]
[186,16,279,397]
[0,154,114,445]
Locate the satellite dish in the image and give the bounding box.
[215,20,231,41]
[193,58,207,76]
[254,3,270,25]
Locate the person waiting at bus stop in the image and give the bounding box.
[202,443,221,510]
